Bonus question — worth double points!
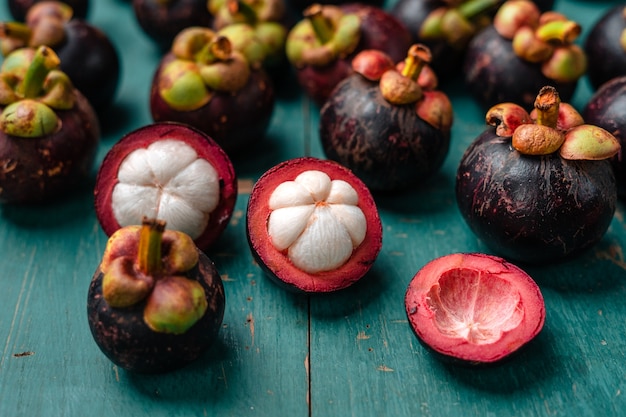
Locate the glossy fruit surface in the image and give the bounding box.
[246,157,382,293]
[94,122,237,251]
[405,252,545,364]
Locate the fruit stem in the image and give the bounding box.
[197,35,232,64]
[457,0,502,19]
[535,20,581,44]
[533,86,560,128]
[0,21,32,43]
[227,0,258,25]
[401,44,432,81]
[18,46,60,99]
[304,4,334,44]
[138,217,166,276]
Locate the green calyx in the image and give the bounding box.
[420,0,501,48]
[100,218,206,335]
[160,28,252,111]
[0,46,75,137]
[286,4,361,67]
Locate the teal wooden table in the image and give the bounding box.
[1,1,625,416]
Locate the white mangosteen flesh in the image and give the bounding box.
[111,139,220,239]
[427,268,523,345]
[267,170,367,274]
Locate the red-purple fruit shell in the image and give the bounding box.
[87,249,225,373]
[94,122,237,251]
[405,252,545,364]
[150,53,275,156]
[9,0,89,21]
[0,90,99,204]
[246,157,383,293]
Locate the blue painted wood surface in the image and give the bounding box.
[1,1,625,416]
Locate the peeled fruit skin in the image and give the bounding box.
[456,128,617,264]
[583,76,626,198]
[463,26,577,110]
[405,253,545,365]
[246,157,383,293]
[87,248,225,373]
[94,122,237,252]
[320,74,450,191]
[150,53,275,156]
[0,90,99,204]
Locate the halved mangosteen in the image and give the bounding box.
[246,157,382,293]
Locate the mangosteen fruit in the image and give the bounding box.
[149,28,275,155]
[584,5,626,91]
[132,0,214,50]
[8,0,89,21]
[320,45,452,191]
[0,1,120,111]
[208,0,288,72]
[287,0,383,14]
[246,156,383,293]
[87,217,226,373]
[456,86,620,264]
[285,3,412,105]
[463,0,586,109]
[583,75,626,198]
[0,46,99,204]
[390,0,502,82]
[94,122,237,252]
[405,252,545,365]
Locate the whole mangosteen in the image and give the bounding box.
[132,0,214,50]
[456,86,620,264]
[584,5,626,91]
[285,3,412,105]
[583,75,626,198]
[320,45,452,191]
[87,217,226,373]
[0,46,99,204]
[0,1,120,111]
[149,28,275,155]
[463,0,586,110]
[405,252,545,365]
[246,157,383,293]
[8,0,89,21]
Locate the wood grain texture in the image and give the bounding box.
[1,0,625,416]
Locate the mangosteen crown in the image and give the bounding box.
[0,46,76,138]
[486,86,620,160]
[209,0,286,29]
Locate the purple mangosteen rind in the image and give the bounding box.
[9,0,89,22]
[405,252,545,365]
[94,121,238,252]
[246,157,383,293]
[87,228,225,374]
[584,5,626,91]
[456,127,617,264]
[320,72,450,191]
[583,76,626,198]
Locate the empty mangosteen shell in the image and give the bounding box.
[320,74,450,191]
[150,52,275,156]
[94,121,237,252]
[0,89,99,204]
[456,128,617,264]
[87,250,225,373]
[246,156,383,293]
[405,252,545,364]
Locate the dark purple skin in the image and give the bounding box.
[456,128,617,264]
[584,5,626,91]
[287,0,383,13]
[463,25,577,110]
[583,75,626,198]
[87,251,225,374]
[296,3,412,106]
[320,74,450,191]
[54,20,120,111]
[132,0,214,50]
[150,53,276,156]
[9,0,89,21]
[0,91,99,204]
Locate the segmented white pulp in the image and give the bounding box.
[267,170,367,273]
[111,139,220,239]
